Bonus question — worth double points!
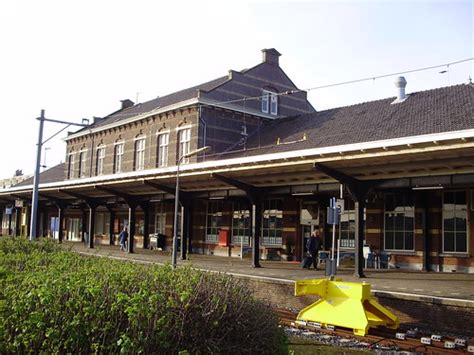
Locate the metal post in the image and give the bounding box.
[172,146,210,268]
[354,199,366,278]
[181,203,190,260]
[251,202,262,268]
[57,206,64,243]
[88,205,96,249]
[30,110,45,240]
[108,210,115,245]
[172,159,181,268]
[127,204,136,253]
[143,205,150,249]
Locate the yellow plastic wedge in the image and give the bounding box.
[295,279,399,336]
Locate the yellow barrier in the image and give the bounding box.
[295,279,399,336]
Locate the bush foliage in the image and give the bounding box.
[0,237,287,354]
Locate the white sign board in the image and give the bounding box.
[336,199,344,213]
[15,200,23,208]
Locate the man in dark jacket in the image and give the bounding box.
[119,227,128,251]
[306,229,322,269]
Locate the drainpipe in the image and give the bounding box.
[89,131,95,177]
[198,105,207,155]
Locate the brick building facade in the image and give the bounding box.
[1,48,473,273]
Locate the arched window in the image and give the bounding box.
[113,139,124,173]
[134,135,146,171]
[157,132,169,168]
[96,144,106,175]
[177,128,191,164]
[67,150,75,179]
[78,147,87,178]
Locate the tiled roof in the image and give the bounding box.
[14,163,66,187]
[79,76,229,130]
[229,84,474,157]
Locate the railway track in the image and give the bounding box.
[276,308,472,354]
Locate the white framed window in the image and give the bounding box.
[384,194,414,251]
[78,149,87,178]
[206,201,223,243]
[114,142,124,174]
[339,199,356,248]
[232,203,250,245]
[178,128,191,164]
[270,92,278,115]
[261,91,269,113]
[96,145,105,175]
[261,90,278,115]
[67,152,75,179]
[134,137,146,171]
[443,191,468,253]
[157,133,169,167]
[262,199,283,246]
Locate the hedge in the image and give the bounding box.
[0,237,287,354]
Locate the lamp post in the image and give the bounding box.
[30,110,89,241]
[172,145,210,268]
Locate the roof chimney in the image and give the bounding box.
[392,76,407,104]
[261,48,281,66]
[120,99,134,110]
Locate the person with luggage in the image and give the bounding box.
[304,229,322,270]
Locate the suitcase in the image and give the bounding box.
[301,255,313,269]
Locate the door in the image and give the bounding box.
[300,201,319,259]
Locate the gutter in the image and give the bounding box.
[3,128,474,194]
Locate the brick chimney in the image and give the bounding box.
[120,99,134,110]
[262,48,281,65]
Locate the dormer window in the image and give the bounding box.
[261,90,278,115]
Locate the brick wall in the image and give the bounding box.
[65,108,200,179]
[240,277,474,337]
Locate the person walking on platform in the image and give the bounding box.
[305,229,322,270]
[119,227,128,251]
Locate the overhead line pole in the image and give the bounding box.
[29,110,89,241]
[30,110,45,240]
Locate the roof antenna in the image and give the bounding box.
[469,75,472,84]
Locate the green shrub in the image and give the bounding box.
[0,237,287,354]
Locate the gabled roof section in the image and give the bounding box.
[14,163,66,187]
[230,83,474,157]
[202,61,316,116]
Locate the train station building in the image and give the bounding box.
[1,48,473,274]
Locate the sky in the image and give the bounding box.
[0,0,472,178]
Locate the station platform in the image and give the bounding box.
[62,242,474,337]
[63,242,474,301]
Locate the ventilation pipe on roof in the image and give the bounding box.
[392,76,407,104]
